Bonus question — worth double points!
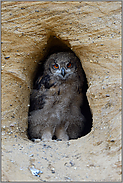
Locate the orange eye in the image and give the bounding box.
[53,64,59,69]
[67,62,72,68]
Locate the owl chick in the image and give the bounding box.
[28,52,85,141]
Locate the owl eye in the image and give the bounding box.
[53,63,59,69]
[67,62,72,68]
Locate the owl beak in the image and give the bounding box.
[61,67,66,77]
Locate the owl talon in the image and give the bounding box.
[56,138,62,141]
[41,129,52,141]
[56,128,69,141]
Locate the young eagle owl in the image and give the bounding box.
[28,52,85,141]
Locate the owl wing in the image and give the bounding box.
[29,74,56,113]
[29,89,46,112]
[34,74,56,90]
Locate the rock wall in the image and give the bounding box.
[1,1,122,181]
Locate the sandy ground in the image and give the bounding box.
[2,118,122,182]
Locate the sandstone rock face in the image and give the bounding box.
[1,1,121,181]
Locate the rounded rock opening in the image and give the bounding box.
[28,35,92,141]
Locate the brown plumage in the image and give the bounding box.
[28,52,85,141]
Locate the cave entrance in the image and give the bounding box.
[28,35,92,140]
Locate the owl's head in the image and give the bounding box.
[44,52,81,81]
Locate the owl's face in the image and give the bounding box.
[45,52,78,80]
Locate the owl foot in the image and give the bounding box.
[55,128,69,141]
[41,128,52,141]
[31,138,41,142]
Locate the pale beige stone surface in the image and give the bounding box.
[1,1,122,182]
